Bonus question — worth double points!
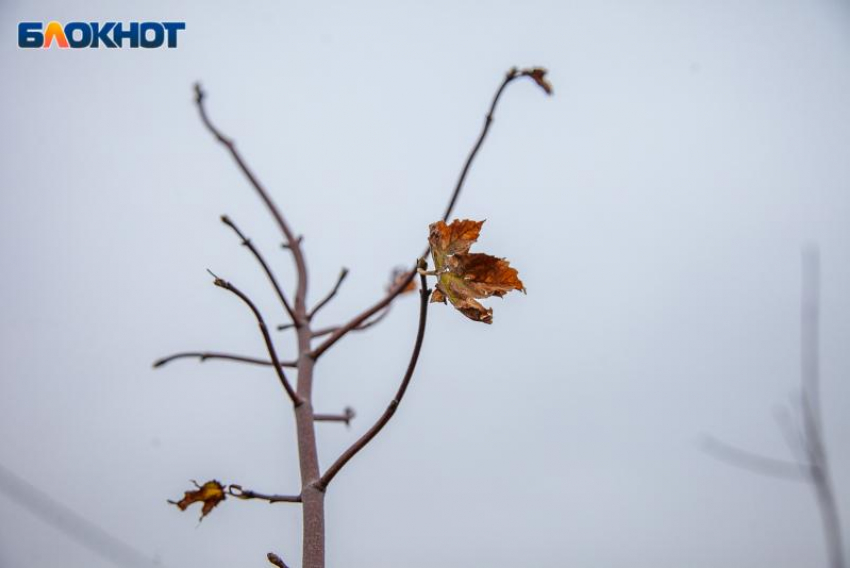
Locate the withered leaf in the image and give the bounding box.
[428,219,525,324]
[169,480,226,521]
[428,219,483,256]
[522,67,553,95]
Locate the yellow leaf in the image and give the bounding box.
[168,480,226,521]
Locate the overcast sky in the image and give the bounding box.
[2,1,850,567]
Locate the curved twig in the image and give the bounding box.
[210,273,301,406]
[315,264,429,491]
[153,352,297,369]
[309,268,349,319]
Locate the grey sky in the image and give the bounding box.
[2,0,850,566]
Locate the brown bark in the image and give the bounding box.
[295,325,325,568]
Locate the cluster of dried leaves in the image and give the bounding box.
[428,219,524,324]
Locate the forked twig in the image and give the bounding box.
[194,83,309,316]
[221,215,297,325]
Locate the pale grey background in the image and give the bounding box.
[2,0,850,566]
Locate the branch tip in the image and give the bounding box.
[267,552,289,568]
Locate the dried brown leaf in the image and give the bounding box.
[428,219,525,324]
[169,480,226,521]
[428,219,484,257]
[522,67,553,95]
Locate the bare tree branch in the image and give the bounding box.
[314,407,355,426]
[701,436,813,481]
[309,268,348,319]
[221,215,297,325]
[310,68,547,360]
[315,266,429,491]
[210,273,301,406]
[153,352,297,369]
[228,485,302,504]
[194,83,309,321]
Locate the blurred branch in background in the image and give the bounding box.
[702,247,845,568]
[0,461,163,568]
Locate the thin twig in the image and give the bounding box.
[314,407,355,426]
[437,67,520,225]
[210,273,301,406]
[194,83,309,318]
[309,268,348,319]
[315,264,430,491]
[701,436,813,481]
[221,215,298,325]
[152,352,297,369]
[228,485,302,504]
[310,68,545,360]
[310,305,392,339]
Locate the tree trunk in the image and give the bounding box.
[295,327,325,568]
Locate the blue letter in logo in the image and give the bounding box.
[90,22,117,48]
[64,22,92,48]
[162,22,185,48]
[18,22,43,48]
